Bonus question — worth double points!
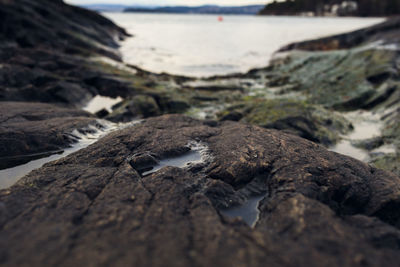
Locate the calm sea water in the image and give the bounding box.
[104,13,383,77]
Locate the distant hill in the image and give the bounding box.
[258,0,400,17]
[124,5,265,15]
[83,4,158,12]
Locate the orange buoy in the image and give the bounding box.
[218,16,223,22]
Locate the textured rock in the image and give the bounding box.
[0,0,134,107]
[218,98,352,145]
[1,5,400,266]
[256,17,400,175]
[0,102,96,169]
[1,115,400,266]
[256,48,399,110]
[279,17,400,52]
[0,0,128,58]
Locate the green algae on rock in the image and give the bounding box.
[259,48,398,110]
[218,98,352,145]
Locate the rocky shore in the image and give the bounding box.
[1,0,400,266]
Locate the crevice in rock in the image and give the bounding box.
[70,168,118,226]
[372,200,400,229]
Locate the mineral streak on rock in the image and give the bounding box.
[1,115,400,266]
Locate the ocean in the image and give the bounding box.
[104,13,383,77]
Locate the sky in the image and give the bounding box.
[65,0,273,7]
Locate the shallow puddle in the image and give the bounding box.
[329,110,383,162]
[220,194,266,228]
[83,95,123,114]
[372,144,397,155]
[0,142,89,189]
[331,140,370,161]
[186,105,225,120]
[141,142,209,176]
[0,120,140,189]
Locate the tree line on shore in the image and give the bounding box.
[258,0,400,17]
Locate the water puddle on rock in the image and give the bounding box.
[330,110,383,162]
[83,95,123,114]
[331,140,370,161]
[372,144,397,155]
[141,142,209,176]
[0,120,140,189]
[186,105,225,120]
[220,194,266,227]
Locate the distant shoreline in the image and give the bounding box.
[102,11,385,20]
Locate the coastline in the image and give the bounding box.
[105,12,383,78]
[1,1,400,266]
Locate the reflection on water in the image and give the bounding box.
[220,194,266,227]
[0,142,89,189]
[0,120,140,189]
[330,111,383,161]
[83,95,123,114]
[104,13,382,77]
[142,150,203,176]
[331,140,370,161]
[141,141,209,176]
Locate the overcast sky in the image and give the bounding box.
[65,0,273,7]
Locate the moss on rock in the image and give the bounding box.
[218,98,352,146]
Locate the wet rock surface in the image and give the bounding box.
[0,0,132,107]
[279,17,400,52]
[0,102,97,169]
[1,1,400,265]
[208,16,400,174]
[0,0,128,58]
[217,98,353,145]
[1,115,400,266]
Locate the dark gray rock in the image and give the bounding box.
[0,102,96,169]
[1,115,400,266]
[0,0,128,59]
[0,0,135,108]
[279,17,400,52]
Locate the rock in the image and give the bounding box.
[107,95,161,122]
[45,81,94,106]
[362,83,398,110]
[0,0,137,108]
[1,4,400,265]
[218,99,352,145]
[193,85,243,92]
[0,0,128,59]
[279,17,400,52]
[219,110,243,121]
[260,48,399,110]
[245,18,400,113]
[95,109,110,119]
[1,115,400,266]
[84,75,135,98]
[353,137,385,151]
[162,99,191,113]
[0,102,96,169]
[371,154,400,177]
[239,16,400,182]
